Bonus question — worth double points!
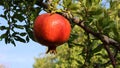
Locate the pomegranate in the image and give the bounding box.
[33,13,71,54]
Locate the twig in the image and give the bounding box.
[103,44,116,68]
[103,49,118,66]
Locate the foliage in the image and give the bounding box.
[0,0,41,45]
[0,0,120,68]
[33,25,120,68]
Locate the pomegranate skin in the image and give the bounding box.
[33,13,71,53]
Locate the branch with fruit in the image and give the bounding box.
[38,0,120,49]
[37,0,120,67]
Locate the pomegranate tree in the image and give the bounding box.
[33,13,71,54]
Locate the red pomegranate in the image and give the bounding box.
[33,13,71,54]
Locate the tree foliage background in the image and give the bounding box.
[0,0,120,68]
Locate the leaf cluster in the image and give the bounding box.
[0,0,41,46]
[33,0,120,68]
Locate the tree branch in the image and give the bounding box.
[38,1,120,67]
[73,19,120,51]
[104,44,116,68]
[103,49,118,67]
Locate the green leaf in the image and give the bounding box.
[69,3,80,11]
[89,8,103,15]
[27,29,34,41]
[5,37,8,44]
[11,39,16,46]
[69,33,79,41]
[0,26,8,30]
[13,13,25,22]
[25,25,35,41]
[12,32,19,36]
[14,24,24,29]
[0,33,7,41]
[14,35,26,43]
[92,44,103,54]
[20,32,27,36]
[26,36,29,43]
[0,14,7,20]
[86,0,92,7]
[63,0,72,9]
